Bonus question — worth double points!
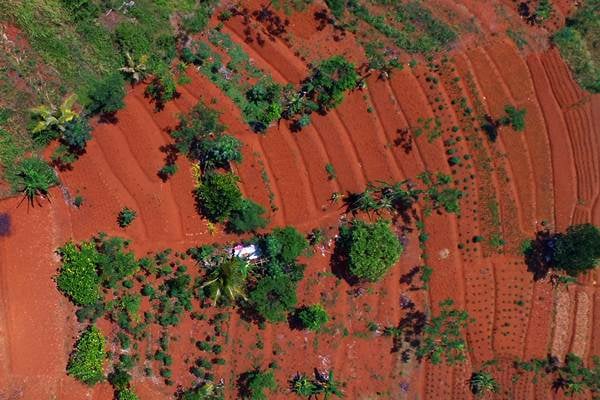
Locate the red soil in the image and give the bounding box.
[1,2,599,399]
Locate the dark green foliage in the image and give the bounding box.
[535,0,553,22]
[95,235,139,287]
[180,382,224,400]
[326,0,346,19]
[552,223,600,275]
[325,163,336,180]
[338,219,403,282]
[117,207,137,228]
[227,199,268,233]
[295,304,329,331]
[238,368,277,400]
[498,105,526,132]
[262,226,308,268]
[57,241,101,306]
[87,73,126,116]
[158,164,178,180]
[249,275,298,323]
[145,63,177,107]
[9,157,58,203]
[67,326,106,385]
[420,171,463,214]
[61,117,92,152]
[416,299,472,364]
[117,389,139,400]
[304,56,358,112]
[552,0,600,93]
[245,80,283,132]
[195,172,243,222]
[469,371,499,396]
[197,134,243,170]
[201,256,249,305]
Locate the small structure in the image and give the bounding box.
[232,244,261,261]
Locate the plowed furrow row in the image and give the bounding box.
[540,49,584,109]
[523,280,554,358]
[550,287,576,360]
[424,362,453,399]
[570,288,592,358]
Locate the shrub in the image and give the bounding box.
[262,226,308,267]
[195,172,243,222]
[95,235,140,287]
[552,223,600,275]
[326,0,346,19]
[62,117,92,152]
[180,383,224,400]
[117,207,137,228]
[469,371,499,396]
[87,73,126,116]
[296,304,329,331]
[158,164,178,180]
[250,275,298,322]
[238,368,277,400]
[171,102,226,157]
[228,199,268,233]
[244,80,283,132]
[416,299,472,364]
[117,389,140,400]
[9,157,58,203]
[196,133,243,170]
[304,56,358,112]
[57,241,101,306]
[67,326,106,385]
[499,105,527,131]
[145,62,177,107]
[338,219,403,282]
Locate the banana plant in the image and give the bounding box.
[31,94,78,134]
[119,52,148,83]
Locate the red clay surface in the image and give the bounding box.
[0,1,599,399]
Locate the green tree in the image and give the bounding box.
[10,157,58,204]
[296,304,329,331]
[249,275,298,322]
[195,172,243,222]
[117,389,140,400]
[552,223,600,276]
[469,371,499,396]
[56,241,101,306]
[117,207,137,228]
[338,219,403,282]
[87,73,126,116]
[305,56,358,112]
[238,368,277,400]
[197,134,242,170]
[228,199,268,233]
[67,326,106,385]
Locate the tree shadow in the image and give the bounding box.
[0,213,11,236]
[98,112,119,124]
[524,230,556,280]
[158,143,179,182]
[330,237,358,285]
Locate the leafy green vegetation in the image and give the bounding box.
[416,299,472,364]
[196,172,244,223]
[249,275,299,323]
[498,105,527,132]
[8,156,58,204]
[552,223,600,276]
[200,256,249,306]
[56,241,102,306]
[295,304,329,331]
[228,199,269,234]
[238,368,277,400]
[67,325,106,385]
[117,207,137,228]
[469,371,499,396]
[553,0,599,93]
[338,219,403,282]
[290,370,344,399]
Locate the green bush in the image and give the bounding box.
[552,1,600,93]
[296,304,329,331]
[262,226,308,267]
[326,0,346,19]
[228,199,268,233]
[144,62,177,106]
[67,326,106,385]
[9,157,58,203]
[304,56,358,112]
[552,223,600,276]
[238,368,277,400]
[244,80,283,132]
[62,117,92,152]
[87,73,126,116]
[499,105,527,131]
[195,172,243,222]
[338,219,403,282]
[117,207,137,228]
[196,134,243,170]
[250,275,298,322]
[57,241,101,306]
[117,389,140,400]
[95,235,139,287]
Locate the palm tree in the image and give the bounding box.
[119,52,148,83]
[200,256,249,305]
[31,94,78,134]
[290,373,319,398]
[315,370,344,399]
[469,371,499,396]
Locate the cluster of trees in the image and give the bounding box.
[67,325,106,385]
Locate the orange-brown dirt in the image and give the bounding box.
[0,1,599,399]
